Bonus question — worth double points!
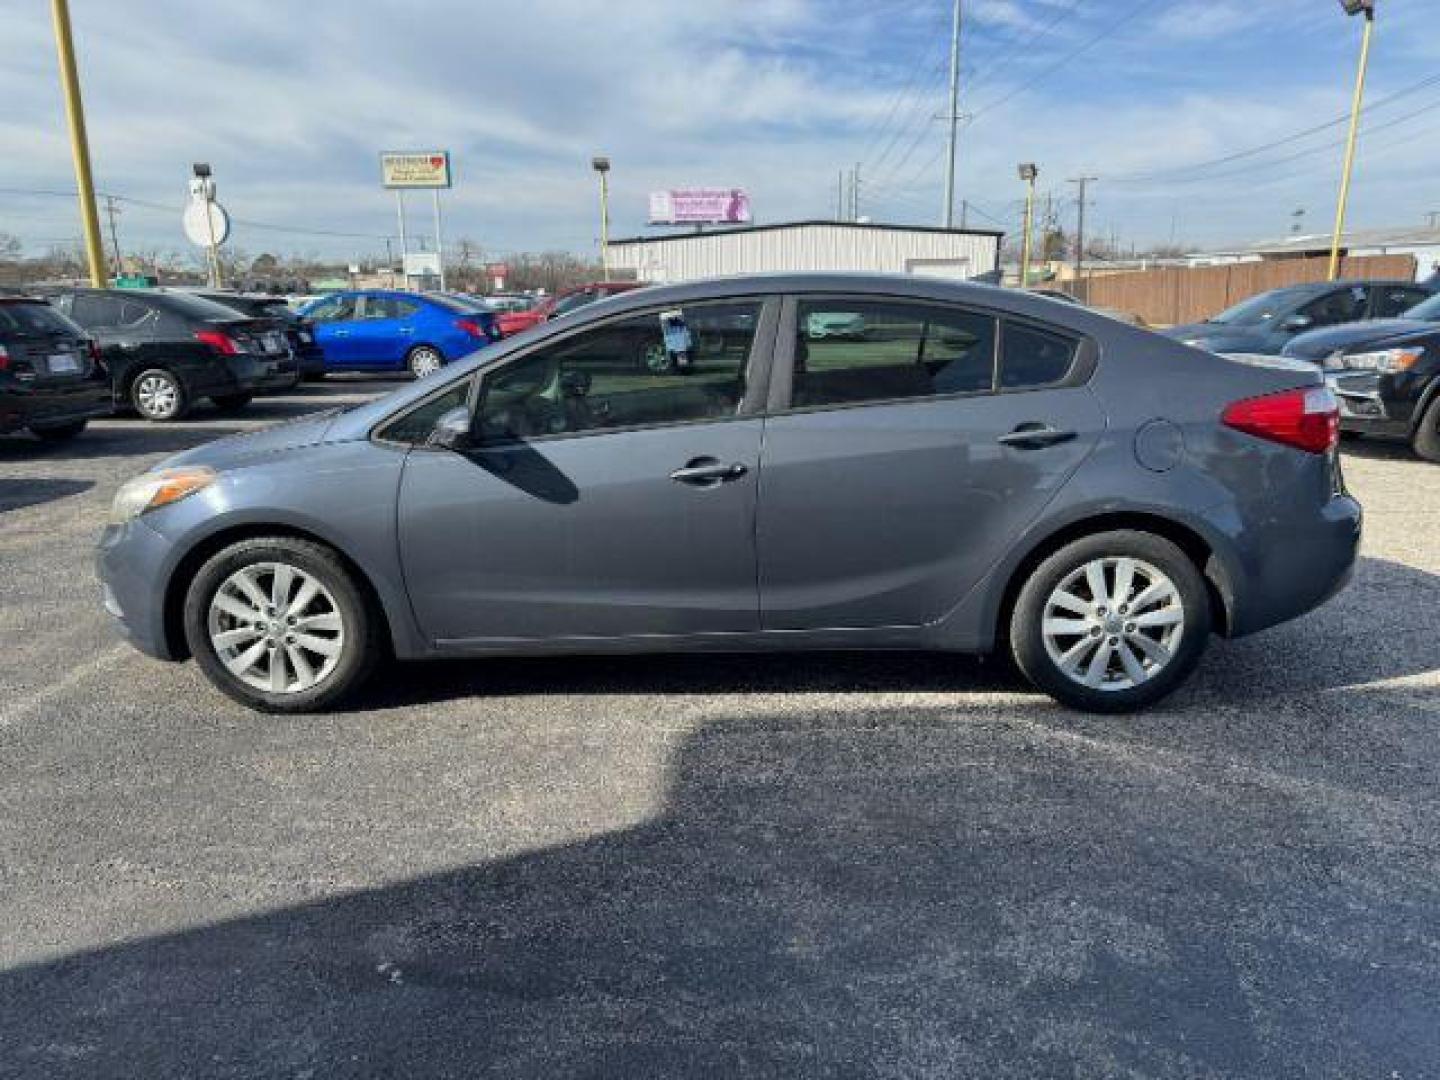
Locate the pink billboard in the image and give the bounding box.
[648,188,752,225]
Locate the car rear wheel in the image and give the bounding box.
[183,536,381,713]
[210,392,254,414]
[1009,530,1212,713]
[29,419,88,441]
[1413,397,1440,464]
[407,346,444,379]
[131,369,189,421]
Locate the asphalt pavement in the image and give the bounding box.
[1,380,1437,1078]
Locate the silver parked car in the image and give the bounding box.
[97,274,1360,714]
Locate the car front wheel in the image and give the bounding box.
[1413,396,1440,463]
[1009,530,1212,713]
[183,536,381,713]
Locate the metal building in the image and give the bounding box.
[607,220,1003,284]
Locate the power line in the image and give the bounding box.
[962,0,1084,99]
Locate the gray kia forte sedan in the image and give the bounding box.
[97,274,1361,714]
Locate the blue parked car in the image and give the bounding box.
[299,290,500,377]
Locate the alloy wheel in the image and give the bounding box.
[1040,556,1185,692]
[409,348,443,378]
[136,374,179,419]
[206,562,345,694]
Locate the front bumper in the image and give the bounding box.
[0,378,112,434]
[96,516,181,660]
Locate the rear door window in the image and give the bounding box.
[1371,285,1432,318]
[788,299,997,409]
[1299,286,1368,328]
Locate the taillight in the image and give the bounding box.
[1221,386,1339,455]
[455,318,484,338]
[194,329,239,355]
[87,339,101,364]
[0,344,9,372]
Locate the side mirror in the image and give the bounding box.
[1281,314,1313,332]
[427,406,473,451]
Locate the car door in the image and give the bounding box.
[66,293,157,391]
[305,294,361,366]
[394,297,777,645]
[756,294,1105,631]
[343,295,411,367]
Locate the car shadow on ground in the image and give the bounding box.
[1340,436,1422,462]
[4,696,1436,1077]
[0,424,248,462]
[352,555,1439,714]
[0,478,94,513]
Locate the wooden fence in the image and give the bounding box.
[1077,254,1418,326]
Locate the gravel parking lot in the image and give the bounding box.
[1,380,1437,1078]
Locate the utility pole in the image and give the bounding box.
[103,194,122,279]
[1070,175,1098,298]
[960,199,969,230]
[592,155,612,280]
[942,0,963,228]
[836,171,844,220]
[851,162,861,221]
[48,0,107,287]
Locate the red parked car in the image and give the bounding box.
[496,281,642,337]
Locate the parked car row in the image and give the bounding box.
[1159,278,1440,461]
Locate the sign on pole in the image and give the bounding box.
[648,188,751,226]
[381,151,452,189]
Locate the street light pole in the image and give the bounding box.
[48,0,106,287]
[592,155,612,281]
[1328,0,1376,281]
[1018,164,1038,290]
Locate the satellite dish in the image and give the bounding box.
[183,199,231,247]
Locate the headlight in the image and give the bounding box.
[109,466,216,525]
[1342,346,1425,373]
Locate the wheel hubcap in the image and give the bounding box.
[412,350,441,377]
[1041,556,1185,692]
[207,562,344,694]
[137,376,176,416]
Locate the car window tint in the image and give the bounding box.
[379,378,474,445]
[1299,286,1367,327]
[791,299,996,409]
[549,290,597,319]
[477,301,759,441]
[358,296,399,320]
[0,302,82,336]
[307,295,354,321]
[70,293,127,327]
[999,322,1079,389]
[395,299,420,318]
[1373,286,1431,318]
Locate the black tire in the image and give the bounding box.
[182,536,381,713]
[210,392,254,414]
[406,345,445,379]
[130,368,190,421]
[1009,530,1212,714]
[1413,396,1440,464]
[30,419,88,441]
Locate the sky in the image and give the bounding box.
[2,0,1438,265]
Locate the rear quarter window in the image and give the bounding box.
[999,322,1080,390]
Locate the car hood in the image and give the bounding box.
[1283,318,1437,359]
[160,409,347,471]
[1159,323,1264,350]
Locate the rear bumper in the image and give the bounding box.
[96,516,179,660]
[223,353,300,393]
[0,379,112,434]
[1226,491,1362,637]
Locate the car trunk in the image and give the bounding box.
[1,329,94,388]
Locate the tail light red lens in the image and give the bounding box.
[87,339,101,364]
[194,329,239,355]
[455,318,484,338]
[0,344,9,372]
[1221,386,1339,454]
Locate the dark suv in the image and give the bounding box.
[41,288,299,421]
[1284,289,1440,461]
[0,294,111,442]
[180,290,326,380]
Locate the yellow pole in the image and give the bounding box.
[1328,10,1374,282]
[598,169,611,281]
[1019,176,1037,289]
[49,0,107,287]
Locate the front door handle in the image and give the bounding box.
[669,458,748,486]
[332,329,351,337]
[998,423,1076,449]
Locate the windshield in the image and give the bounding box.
[1403,292,1440,321]
[1209,288,1308,326]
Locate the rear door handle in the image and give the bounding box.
[669,458,748,486]
[332,329,350,337]
[998,423,1076,449]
